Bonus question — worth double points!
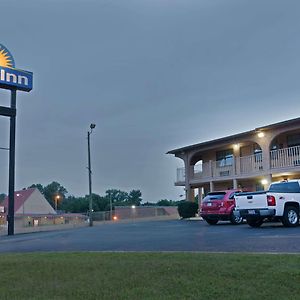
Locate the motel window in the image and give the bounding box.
[216,149,233,167]
[287,134,300,148]
[253,145,262,163]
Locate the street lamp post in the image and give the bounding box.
[109,193,113,221]
[87,123,96,227]
[131,205,136,222]
[54,195,61,211]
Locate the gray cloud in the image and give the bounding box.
[0,0,300,201]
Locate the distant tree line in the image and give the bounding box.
[27,182,143,213]
[0,181,181,213]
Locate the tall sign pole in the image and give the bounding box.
[0,44,33,235]
[7,90,16,235]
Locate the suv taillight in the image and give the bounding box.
[267,195,276,206]
[225,200,234,207]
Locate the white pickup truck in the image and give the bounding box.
[234,180,300,227]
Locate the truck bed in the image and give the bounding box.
[234,191,267,210]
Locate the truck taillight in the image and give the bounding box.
[267,195,276,206]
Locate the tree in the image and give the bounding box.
[0,193,6,203]
[92,194,110,211]
[28,183,44,194]
[43,181,68,209]
[142,201,156,206]
[128,190,142,206]
[105,189,129,205]
[157,199,174,206]
[61,195,88,213]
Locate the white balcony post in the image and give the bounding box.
[261,140,271,172]
[235,155,241,175]
[209,160,213,178]
[232,157,236,175]
[233,145,240,175]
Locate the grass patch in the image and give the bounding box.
[0,252,300,299]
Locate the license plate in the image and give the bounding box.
[248,210,256,215]
[207,203,212,207]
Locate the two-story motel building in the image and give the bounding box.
[168,117,300,202]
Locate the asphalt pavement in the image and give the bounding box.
[0,219,299,253]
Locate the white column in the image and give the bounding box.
[233,145,240,175]
[233,179,238,189]
[209,181,214,192]
[185,187,195,202]
[198,187,203,207]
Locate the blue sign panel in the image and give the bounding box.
[0,66,33,92]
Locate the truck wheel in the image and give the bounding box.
[205,219,218,225]
[230,213,243,225]
[282,206,299,227]
[246,218,263,228]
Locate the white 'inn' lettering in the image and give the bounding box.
[0,69,29,86]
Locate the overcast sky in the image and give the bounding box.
[0,0,300,202]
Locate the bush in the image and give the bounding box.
[177,201,198,218]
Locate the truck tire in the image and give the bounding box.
[205,219,218,225]
[246,218,263,228]
[282,206,299,227]
[230,212,243,225]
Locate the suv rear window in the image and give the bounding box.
[269,182,300,193]
[203,192,226,201]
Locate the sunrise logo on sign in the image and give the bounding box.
[0,44,15,68]
[0,44,32,92]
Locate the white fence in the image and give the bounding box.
[176,167,185,182]
[212,161,234,177]
[271,145,300,169]
[240,154,263,174]
[175,146,300,183]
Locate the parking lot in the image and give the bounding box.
[0,219,299,253]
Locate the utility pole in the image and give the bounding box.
[87,123,96,227]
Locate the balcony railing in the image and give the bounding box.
[212,161,234,177]
[194,162,211,179]
[176,167,185,182]
[240,154,263,174]
[270,145,300,169]
[175,145,300,184]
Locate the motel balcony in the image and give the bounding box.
[175,145,300,185]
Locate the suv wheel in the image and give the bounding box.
[282,206,299,227]
[246,218,263,228]
[230,212,243,225]
[205,219,218,225]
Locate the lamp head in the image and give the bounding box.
[90,123,96,129]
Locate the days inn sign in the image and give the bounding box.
[0,43,33,236]
[0,44,33,91]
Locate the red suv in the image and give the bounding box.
[200,189,243,225]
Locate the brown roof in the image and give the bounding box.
[3,188,36,213]
[167,116,300,155]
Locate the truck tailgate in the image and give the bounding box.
[235,191,267,210]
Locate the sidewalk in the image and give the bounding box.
[0,222,88,236]
[94,214,180,225]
